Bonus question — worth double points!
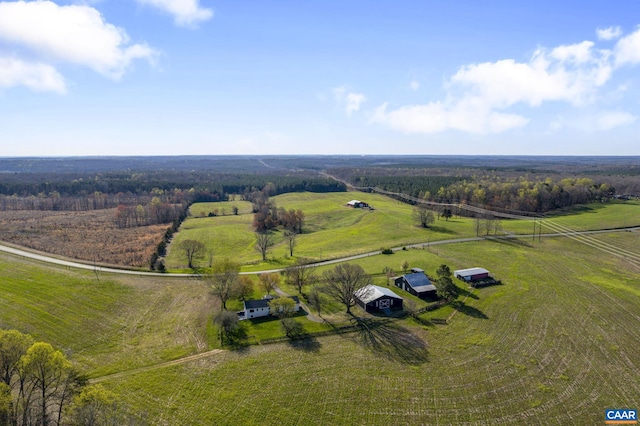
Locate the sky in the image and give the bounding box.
[1,0,640,156]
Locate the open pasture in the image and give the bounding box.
[0,254,216,377]
[165,193,640,271]
[99,231,640,425]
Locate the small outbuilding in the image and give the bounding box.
[346,199,369,208]
[354,285,403,314]
[454,267,490,282]
[241,295,300,320]
[394,272,438,300]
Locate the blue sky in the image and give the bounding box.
[1,0,639,156]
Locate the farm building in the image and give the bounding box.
[454,267,490,282]
[240,295,300,320]
[346,199,369,208]
[354,285,403,314]
[394,271,438,300]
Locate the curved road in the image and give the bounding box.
[1,226,638,277]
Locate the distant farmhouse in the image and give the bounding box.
[239,295,300,320]
[394,268,438,300]
[346,199,370,209]
[354,284,403,314]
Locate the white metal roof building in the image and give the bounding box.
[454,267,490,281]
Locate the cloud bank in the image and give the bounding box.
[0,0,157,93]
[373,27,640,135]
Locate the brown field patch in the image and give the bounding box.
[0,209,166,267]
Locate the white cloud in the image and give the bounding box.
[0,1,156,79]
[595,111,636,130]
[374,39,618,135]
[333,86,367,116]
[345,92,366,116]
[372,101,529,134]
[597,26,622,41]
[135,0,213,27]
[0,57,66,93]
[409,80,420,91]
[614,26,640,66]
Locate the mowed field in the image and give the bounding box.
[1,218,639,424]
[165,193,640,271]
[108,231,640,425]
[0,254,216,377]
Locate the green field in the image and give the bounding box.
[165,193,640,271]
[111,232,640,424]
[0,256,217,377]
[1,199,639,424]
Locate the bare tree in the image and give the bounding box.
[284,259,317,295]
[178,239,206,269]
[235,276,254,301]
[214,311,242,346]
[307,285,324,315]
[207,259,240,311]
[284,231,297,257]
[255,232,274,261]
[413,205,435,228]
[258,273,280,295]
[322,263,370,314]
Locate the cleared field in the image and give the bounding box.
[2,199,639,424]
[0,254,216,377]
[165,193,640,271]
[0,209,167,267]
[101,231,640,425]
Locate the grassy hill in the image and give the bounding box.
[1,199,639,424]
[165,193,640,271]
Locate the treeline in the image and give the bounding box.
[433,176,615,212]
[114,199,185,229]
[149,206,190,271]
[0,171,344,199]
[349,175,467,198]
[0,329,137,425]
[0,172,343,214]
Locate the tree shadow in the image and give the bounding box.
[487,237,532,248]
[351,317,429,365]
[456,286,479,300]
[288,336,322,352]
[452,301,488,319]
[428,226,457,235]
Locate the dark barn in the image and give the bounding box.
[354,285,403,314]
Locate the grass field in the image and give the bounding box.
[165,193,640,271]
[0,255,217,377]
[101,231,640,425]
[1,199,639,424]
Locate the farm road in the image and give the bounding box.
[89,349,225,384]
[1,226,639,277]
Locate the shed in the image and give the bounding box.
[346,200,369,208]
[354,285,403,314]
[394,272,438,300]
[454,267,490,282]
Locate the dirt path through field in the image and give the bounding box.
[89,349,225,384]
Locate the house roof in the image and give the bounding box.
[404,272,437,293]
[354,285,402,304]
[244,296,299,310]
[454,267,489,276]
[347,199,362,205]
